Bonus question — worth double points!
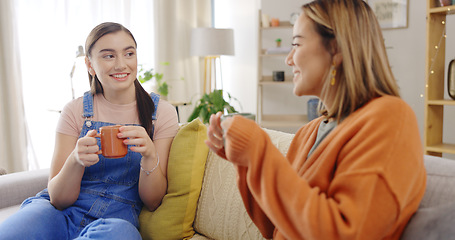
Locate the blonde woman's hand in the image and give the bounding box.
[205,112,233,159]
[73,130,100,167]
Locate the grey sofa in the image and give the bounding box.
[1,154,455,239]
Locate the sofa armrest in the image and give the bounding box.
[0,168,49,209]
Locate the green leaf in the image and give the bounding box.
[138,68,155,83]
[158,82,168,96]
[187,89,239,124]
[187,105,203,122]
[155,73,163,81]
[200,107,208,123]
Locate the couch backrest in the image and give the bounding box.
[400,155,455,239]
[420,155,455,208]
[193,129,294,240]
[0,168,49,209]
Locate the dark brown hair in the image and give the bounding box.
[85,22,155,138]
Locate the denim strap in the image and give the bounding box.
[83,91,160,119]
[82,91,160,136]
[82,91,94,118]
[150,92,159,121]
[150,92,160,138]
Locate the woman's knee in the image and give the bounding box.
[76,218,141,240]
[0,199,68,239]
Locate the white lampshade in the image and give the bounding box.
[76,45,85,57]
[190,28,235,56]
[70,45,88,99]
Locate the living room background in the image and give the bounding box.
[3,0,455,172]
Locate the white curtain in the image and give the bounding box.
[0,0,28,173]
[154,0,212,122]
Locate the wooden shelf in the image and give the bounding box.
[261,21,292,29]
[259,75,293,84]
[429,5,455,14]
[426,143,455,155]
[260,53,289,57]
[427,99,455,105]
[259,81,293,85]
[424,0,455,157]
[259,114,308,128]
[260,48,291,56]
[257,9,302,131]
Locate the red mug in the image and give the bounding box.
[95,125,128,158]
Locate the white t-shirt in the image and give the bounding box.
[56,93,179,140]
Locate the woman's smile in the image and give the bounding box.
[111,72,129,81]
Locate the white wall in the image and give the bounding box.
[215,1,455,159]
[213,0,260,114]
[381,1,427,147]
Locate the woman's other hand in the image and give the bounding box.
[73,130,100,167]
[118,126,156,159]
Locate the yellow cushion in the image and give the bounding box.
[139,118,209,240]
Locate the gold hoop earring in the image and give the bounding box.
[330,62,336,86]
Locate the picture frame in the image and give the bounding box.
[367,0,408,29]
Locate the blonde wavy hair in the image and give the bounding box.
[303,0,400,122]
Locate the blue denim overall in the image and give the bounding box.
[0,92,160,240]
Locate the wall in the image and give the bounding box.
[215,1,455,158]
[381,1,427,147]
[213,0,260,114]
[214,0,311,133]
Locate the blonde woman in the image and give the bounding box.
[206,0,426,239]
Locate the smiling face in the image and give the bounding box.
[85,31,137,98]
[285,13,333,98]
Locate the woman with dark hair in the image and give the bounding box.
[206,0,426,239]
[0,22,179,239]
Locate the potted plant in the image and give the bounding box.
[275,38,282,48]
[187,90,239,124]
[138,65,169,98]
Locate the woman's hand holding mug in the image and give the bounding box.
[74,130,101,167]
[205,112,234,159]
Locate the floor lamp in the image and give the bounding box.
[69,45,85,99]
[190,28,235,94]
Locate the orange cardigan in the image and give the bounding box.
[223,96,426,240]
